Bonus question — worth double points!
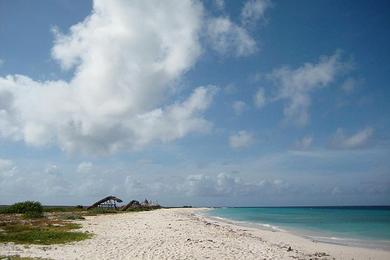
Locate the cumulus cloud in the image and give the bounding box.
[207,0,272,56]
[185,173,244,196]
[241,0,271,27]
[229,130,255,149]
[207,16,257,57]
[254,87,266,108]
[1,149,389,205]
[268,51,352,126]
[0,0,218,154]
[232,100,248,115]
[330,127,374,149]
[184,172,289,197]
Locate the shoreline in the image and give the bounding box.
[196,208,390,259]
[0,208,389,259]
[200,209,390,251]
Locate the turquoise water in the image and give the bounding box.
[207,207,390,248]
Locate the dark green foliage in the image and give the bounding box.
[43,206,83,212]
[5,201,43,215]
[86,208,118,215]
[22,211,43,219]
[60,214,85,220]
[1,201,44,218]
[125,206,160,212]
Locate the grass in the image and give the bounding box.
[0,206,84,214]
[84,208,119,216]
[0,256,49,260]
[0,203,159,245]
[43,206,84,213]
[59,214,85,220]
[0,214,92,245]
[125,207,158,212]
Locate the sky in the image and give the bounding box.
[0,0,389,207]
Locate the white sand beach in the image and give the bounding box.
[1,208,389,260]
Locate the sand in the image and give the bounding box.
[1,208,389,259]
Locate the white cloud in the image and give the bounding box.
[331,127,374,149]
[213,0,225,11]
[0,158,18,180]
[232,100,247,115]
[184,172,289,198]
[254,87,266,108]
[0,158,13,172]
[77,162,93,174]
[185,173,243,196]
[45,164,60,175]
[294,135,313,150]
[241,0,271,27]
[207,16,257,57]
[0,0,218,154]
[268,51,352,126]
[0,148,389,205]
[229,130,254,149]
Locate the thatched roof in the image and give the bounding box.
[122,200,140,211]
[87,195,123,210]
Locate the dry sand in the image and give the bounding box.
[1,208,389,259]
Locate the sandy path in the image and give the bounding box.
[0,208,389,259]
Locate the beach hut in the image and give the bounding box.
[87,195,123,210]
[141,198,149,206]
[121,200,141,211]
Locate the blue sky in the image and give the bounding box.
[0,0,389,206]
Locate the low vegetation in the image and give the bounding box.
[0,255,49,260]
[0,201,91,245]
[125,206,159,212]
[84,208,119,216]
[0,202,43,219]
[0,200,160,245]
[0,217,91,245]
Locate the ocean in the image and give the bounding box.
[206,206,390,249]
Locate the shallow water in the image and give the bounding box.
[207,206,390,249]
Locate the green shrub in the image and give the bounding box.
[3,201,44,218]
[42,205,84,212]
[61,214,85,220]
[6,201,43,215]
[88,208,118,214]
[22,211,44,219]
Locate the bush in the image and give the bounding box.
[23,211,44,219]
[5,201,43,218]
[43,206,82,212]
[61,214,85,220]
